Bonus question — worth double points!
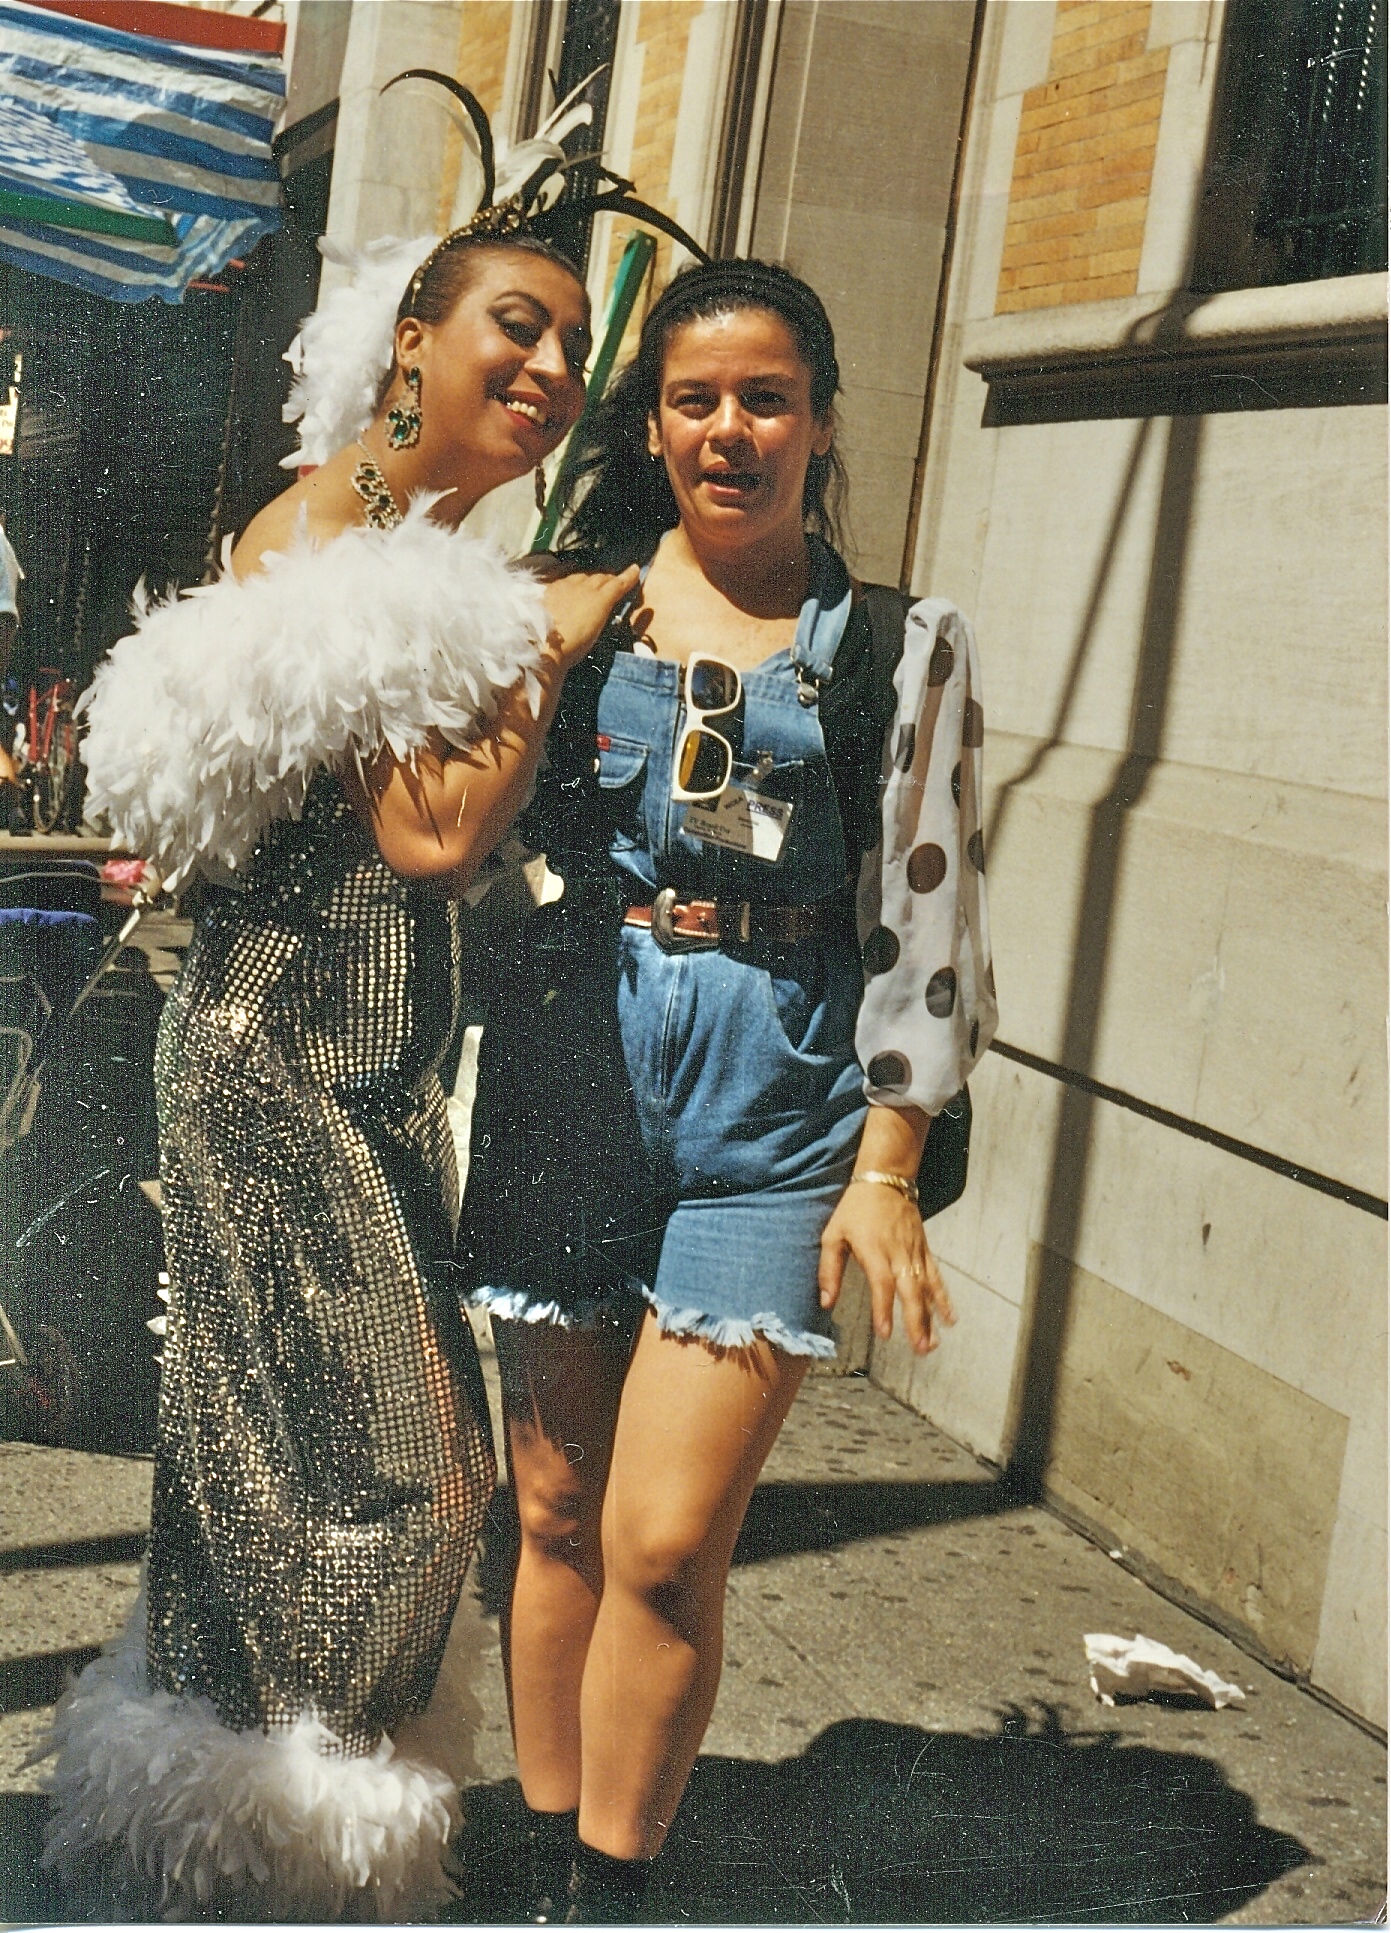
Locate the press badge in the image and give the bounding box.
[682,783,794,863]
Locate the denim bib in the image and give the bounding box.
[592,535,854,905]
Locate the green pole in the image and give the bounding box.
[531,229,657,553]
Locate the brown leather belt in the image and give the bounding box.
[624,885,845,953]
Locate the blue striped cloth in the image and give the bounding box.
[0,0,283,302]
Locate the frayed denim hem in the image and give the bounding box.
[467,1284,638,1330]
[643,1290,838,1360]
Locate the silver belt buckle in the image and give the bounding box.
[650,885,719,954]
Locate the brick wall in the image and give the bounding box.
[996,1,1170,314]
[437,1,513,232]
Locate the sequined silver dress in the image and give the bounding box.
[148,771,493,1751]
[42,508,550,1921]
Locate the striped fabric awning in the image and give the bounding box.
[0,0,284,302]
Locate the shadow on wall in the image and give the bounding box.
[990,409,1207,1497]
[448,1710,1306,1925]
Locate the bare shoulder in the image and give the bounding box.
[230,458,360,581]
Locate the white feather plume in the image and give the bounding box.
[492,104,595,204]
[39,1608,462,1922]
[281,234,437,469]
[80,502,548,885]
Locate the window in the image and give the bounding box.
[709,0,770,261]
[1194,0,1387,291]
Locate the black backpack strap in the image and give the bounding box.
[860,583,914,728]
[819,583,913,861]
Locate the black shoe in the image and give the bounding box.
[563,1841,653,1924]
[523,1805,579,1924]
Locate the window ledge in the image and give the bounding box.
[963,273,1387,423]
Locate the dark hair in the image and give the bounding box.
[558,258,847,557]
[398,229,582,326]
[375,231,584,405]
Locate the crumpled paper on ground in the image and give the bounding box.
[1084,1632,1246,1709]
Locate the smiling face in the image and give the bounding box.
[392,248,591,503]
[646,307,834,559]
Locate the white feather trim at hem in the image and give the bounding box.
[39,1610,462,1923]
[80,498,548,884]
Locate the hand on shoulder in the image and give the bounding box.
[540,562,641,669]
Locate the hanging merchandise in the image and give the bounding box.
[0,0,283,303]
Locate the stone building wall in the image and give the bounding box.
[901,0,1386,1728]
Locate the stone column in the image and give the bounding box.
[321,0,466,287]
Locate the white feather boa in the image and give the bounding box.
[39,1603,471,1922]
[80,500,549,885]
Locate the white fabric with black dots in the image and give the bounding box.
[854,597,997,1117]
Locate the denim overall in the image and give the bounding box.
[459,538,868,1356]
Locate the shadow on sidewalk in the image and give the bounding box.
[732,1477,1008,1564]
[0,1644,100,1715]
[6,1707,1306,1926]
[0,1794,62,1924]
[453,1709,1306,1925]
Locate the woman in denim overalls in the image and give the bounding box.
[459,262,996,1922]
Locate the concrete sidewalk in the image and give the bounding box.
[1,1364,1384,1924]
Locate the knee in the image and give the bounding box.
[514,1469,603,1562]
[604,1511,719,1610]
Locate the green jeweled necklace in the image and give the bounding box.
[352,440,404,530]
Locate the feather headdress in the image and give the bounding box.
[282,71,711,470]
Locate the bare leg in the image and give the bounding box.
[493,1314,634,1811]
[578,1311,808,1859]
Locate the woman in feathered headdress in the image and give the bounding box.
[37,84,643,1923]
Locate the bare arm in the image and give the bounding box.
[343,565,639,887]
[342,659,565,887]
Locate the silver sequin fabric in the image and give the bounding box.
[147,773,494,1753]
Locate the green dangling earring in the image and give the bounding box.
[387,366,422,449]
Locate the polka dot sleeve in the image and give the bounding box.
[853,597,997,1117]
